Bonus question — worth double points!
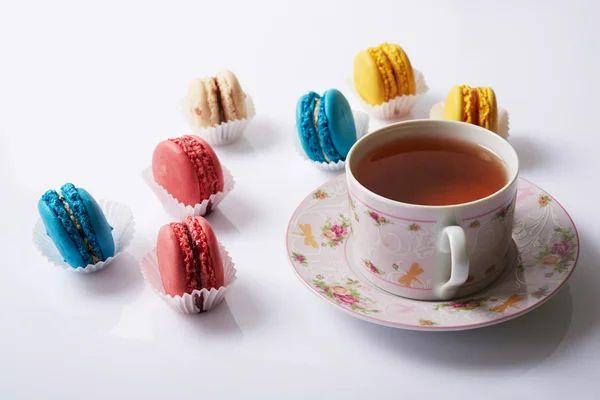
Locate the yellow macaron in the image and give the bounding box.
[443,85,498,134]
[354,43,416,105]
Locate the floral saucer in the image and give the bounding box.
[286,175,579,331]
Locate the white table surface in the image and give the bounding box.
[1,1,598,398]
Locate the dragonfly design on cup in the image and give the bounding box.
[398,262,425,288]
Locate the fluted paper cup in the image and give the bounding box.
[429,102,510,139]
[140,243,236,314]
[348,69,428,120]
[142,165,234,220]
[182,94,256,146]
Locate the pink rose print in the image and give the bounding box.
[434,297,490,311]
[323,230,335,240]
[334,293,359,306]
[538,194,551,207]
[535,227,576,274]
[312,190,329,200]
[331,224,345,237]
[419,319,438,326]
[451,301,480,310]
[291,252,308,267]
[320,214,351,248]
[408,223,421,232]
[312,277,379,314]
[496,208,506,219]
[363,259,383,275]
[366,210,391,227]
[532,286,550,299]
[469,220,481,229]
[330,285,348,295]
[551,241,572,257]
[541,254,560,266]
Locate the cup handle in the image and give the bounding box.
[434,225,469,300]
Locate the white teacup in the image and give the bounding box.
[346,120,519,301]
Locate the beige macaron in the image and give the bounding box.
[186,70,247,128]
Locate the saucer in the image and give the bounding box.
[285,175,579,331]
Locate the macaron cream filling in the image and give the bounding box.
[215,74,237,121]
[169,217,218,293]
[461,85,476,124]
[60,183,105,262]
[186,216,217,289]
[476,87,491,130]
[42,190,92,265]
[203,77,224,126]
[313,98,331,163]
[367,47,397,101]
[57,193,100,264]
[170,221,202,292]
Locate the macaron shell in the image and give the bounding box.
[443,85,467,122]
[354,50,386,106]
[477,87,498,133]
[77,188,115,259]
[157,224,189,296]
[38,199,86,268]
[296,92,326,162]
[186,79,213,128]
[367,47,397,101]
[215,70,247,121]
[152,139,201,206]
[190,135,225,195]
[195,216,224,288]
[381,43,416,96]
[322,89,356,159]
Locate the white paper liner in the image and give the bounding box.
[347,69,428,120]
[140,243,236,314]
[182,94,256,146]
[142,165,235,220]
[295,109,369,172]
[32,200,135,273]
[429,102,510,139]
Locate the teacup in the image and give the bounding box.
[346,120,519,301]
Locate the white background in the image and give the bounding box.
[1,0,598,398]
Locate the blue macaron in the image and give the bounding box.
[296,89,357,163]
[38,183,115,268]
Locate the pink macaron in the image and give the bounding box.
[157,216,225,297]
[152,135,224,207]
